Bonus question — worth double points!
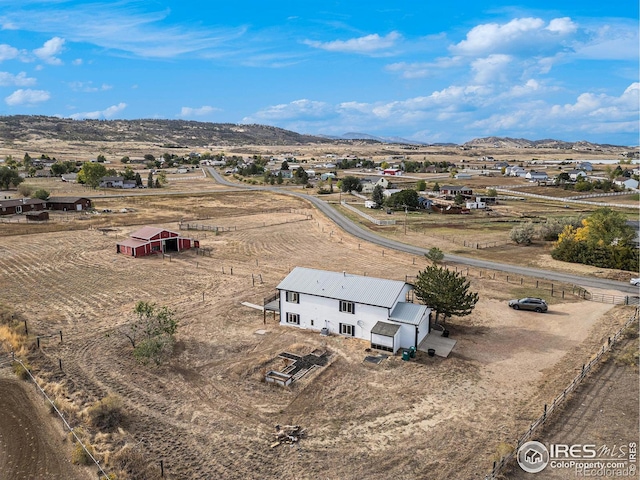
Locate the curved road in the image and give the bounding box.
[216,169,638,294]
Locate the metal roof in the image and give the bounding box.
[0,198,46,208]
[47,197,90,203]
[389,302,430,326]
[371,321,401,337]
[130,226,179,240]
[277,267,407,308]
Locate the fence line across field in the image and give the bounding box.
[484,308,639,480]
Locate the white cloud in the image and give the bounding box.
[1,5,248,59]
[244,99,334,122]
[72,58,83,66]
[304,32,400,55]
[0,71,36,87]
[68,81,112,92]
[0,44,19,61]
[178,106,219,117]
[451,17,577,56]
[471,54,512,84]
[69,102,127,120]
[546,17,577,34]
[5,88,50,106]
[33,37,65,65]
[385,56,463,79]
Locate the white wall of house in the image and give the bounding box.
[279,284,412,340]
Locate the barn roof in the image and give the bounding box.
[276,267,407,308]
[117,238,148,249]
[129,226,179,240]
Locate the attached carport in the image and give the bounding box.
[371,321,401,353]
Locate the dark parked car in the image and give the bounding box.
[508,297,548,313]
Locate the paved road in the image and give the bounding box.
[206,168,640,295]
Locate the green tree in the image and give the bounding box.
[294,166,309,185]
[122,167,136,181]
[385,189,419,209]
[276,171,283,184]
[120,156,130,164]
[157,171,167,185]
[433,182,440,192]
[78,162,107,188]
[341,176,362,193]
[0,166,24,189]
[486,188,497,197]
[454,193,465,205]
[414,264,479,325]
[115,301,178,365]
[372,185,384,207]
[425,247,444,264]
[281,160,289,171]
[144,154,156,163]
[23,153,32,167]
[134,172,142,187]
[96,154,107,163]
[32,189,50,200]
[416,179,426,191]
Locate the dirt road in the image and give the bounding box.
[0,375,90,480]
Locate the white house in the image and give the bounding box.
[613,177,639,190]
[361,176,391,193]
[525,171,549,182]
[576,161,593,172]
[506,166,526,177]
[567,169,587,181]
[276,267,431,353]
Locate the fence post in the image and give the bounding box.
[59,330,63,343]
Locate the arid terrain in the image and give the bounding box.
[0,183,637,479]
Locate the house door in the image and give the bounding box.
[76,204,82,211]
[15,206,22,214]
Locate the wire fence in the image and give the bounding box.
[485,307,639,479]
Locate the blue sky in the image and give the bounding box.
[0,1,637,145]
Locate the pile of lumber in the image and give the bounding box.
[270,424,306,448]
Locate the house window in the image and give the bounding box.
[285,291,299,304]
[286,313,300,325]
[339,323,354,336]
[310,320,314,326]
[339,301,355,314]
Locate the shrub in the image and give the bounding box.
[72,442,95,465]
[509,222,535,245]
[87,394,125,431]
[12,359,31,380]
[110,445,162,480]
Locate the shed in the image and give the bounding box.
[116,226,199,257]
[371,321,401,353]
[26,211,49,221]
[47,197,92,211]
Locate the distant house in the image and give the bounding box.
[567,170,587,181]
[116,226,199,257]
[506,166,526,177]
[440,185,473,196]
[494,161,510,170]
[383,168,402,176]
[466,200,486,209]
[60,173,78,183]
[0,198,46,216]
[47,197,92,211]
[576,161,593,171]
[99,176,124,188]
[382,188,402,198]
[320,172,336,181]
[361,176,390,193]
[525,171,549,182]
[613,177,639,190]
[276,267,431,354]
[455,173,472,180]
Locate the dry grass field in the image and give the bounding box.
[0,186,637,480]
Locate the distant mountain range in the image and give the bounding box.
[0,115,633,151]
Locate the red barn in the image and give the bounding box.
[116,226,199,257]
